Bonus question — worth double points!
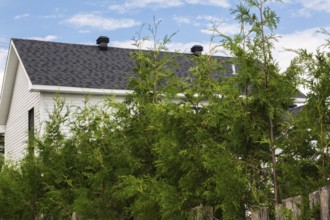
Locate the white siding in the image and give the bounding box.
[40,93,124,135]
[5,63,40,161]
[5,69,125,161]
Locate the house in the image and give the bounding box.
[0,37,233,161]
[0,36,305,161]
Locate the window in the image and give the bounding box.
[0,134,4,154]
[28,108,34,136]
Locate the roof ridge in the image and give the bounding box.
[11,38,233,58]
[12,38,97,48]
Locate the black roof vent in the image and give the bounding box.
[96,36,110,51]
[191,45,203,56]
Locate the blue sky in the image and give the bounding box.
[1,0,330,89]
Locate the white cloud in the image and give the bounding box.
[185,0,230,8]
[64,14,140,30]
[29,35,58,41]
[168,41,228,56]
[14,13,30,20]
[201,22,240,35]
[299,0,330,13]
[41,8,65,19]
[284,0,330,15]
[109,0,230,13]
[111,39,228,56]
[78,30,91,34]
[172,15,240,36]
[111,40,136,49]
[112,39,167,51]
[196,15,218,21]
[113,26,327,72]
[173,16,200,26]
[42,14,63,19]
[110,0,183,13]
[273,27,330,70]
[292,8,312,18]
[173,16,192,25]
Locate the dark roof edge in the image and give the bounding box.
[11,38,233,59]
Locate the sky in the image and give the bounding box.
[1,0,330,92]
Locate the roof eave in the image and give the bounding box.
[0,125,5,133]
[30,85,132,96]
[0,41,20,125]
[294,97,306,105]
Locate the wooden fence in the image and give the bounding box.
[249,185,330,220]
[68,186,330,220]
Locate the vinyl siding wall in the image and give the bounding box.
[40,93,125,135]
[5,67,125,161]
[5,63,40,161]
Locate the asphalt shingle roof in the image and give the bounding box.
[13,38,234,90]
[290,104,305,115]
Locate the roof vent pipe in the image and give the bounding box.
[96,36,110,51]
[191,45,203,56]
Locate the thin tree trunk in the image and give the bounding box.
[269,116,279,206]
[259,0,279,206]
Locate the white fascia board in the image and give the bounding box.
[12,42,33,89]
[294,97,306,104]
[175,93,222,99]
[0,40,34,125]
[0,125,5,133]
[0,41,19,125]
[30,85,133,96]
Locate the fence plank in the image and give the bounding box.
[309,190,321,220]
[275,204,283,220]
[320,185,330,220]
[250,208,269,220]
[72,212,78,220]
[276,195,302,220]
[191,204,214,220]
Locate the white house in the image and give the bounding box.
[0,36,305,161]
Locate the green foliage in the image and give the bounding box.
[220,0,299,211]
[278,48,330,199]
[0,160,26,219]
[2,2,328,219]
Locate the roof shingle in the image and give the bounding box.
[13,39,234,90]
